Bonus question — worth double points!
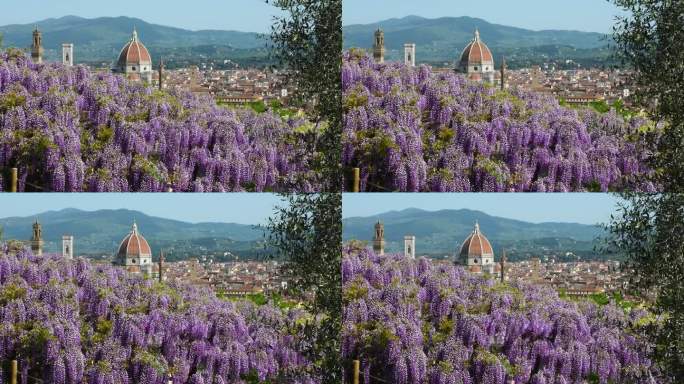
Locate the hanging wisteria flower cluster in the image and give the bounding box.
[342,51,658,192]
[0,245,321,384]
[342,247,665,384]
[0,50,323,192]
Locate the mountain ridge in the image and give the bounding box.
[343,208,605,260]
[0,15,267,64]
[0,208,267,260]
[343,15,613,66]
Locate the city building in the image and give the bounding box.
[62,43,74,66]
[62,235,74,259]
[113,28,153,83]
[31,28,44,64]
[373,221,385,255]
[457,29,495,84]
[457,222,495,274]
[30,221,43,256]
[114,221,153,275]
[373,29,386,63]
[404,43,416,67]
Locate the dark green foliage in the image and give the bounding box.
[267,193,342,383]
[606,193,684,380]
[267,0,342,191]
[612,0,684,191]
[611,2,684,376]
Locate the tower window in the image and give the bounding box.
[474,259,478,263]
[132,67,136,71]
[474,66,478,71]
[132,259,137,263]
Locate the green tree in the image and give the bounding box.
[267,193,342,383]
[606,193,683,380]
[611,0,684,190]
[267,0,342,191]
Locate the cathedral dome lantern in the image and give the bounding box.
[457,221,495,274]
[457,29,495,84]
[113,28,153,83]
[116,221,153,274]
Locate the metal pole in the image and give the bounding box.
[10,359,17,384]
[353,359,360,384]
[10,168,18,192]
[352,168,360,192]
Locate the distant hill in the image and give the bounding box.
[343,208,606,260]
[343,15,613,67]
[0,208,268,261]
[0,16,268,65]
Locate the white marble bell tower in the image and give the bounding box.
[62,235,74,259]
[62,43,74,66]
[404,43,416,67]
[404,235,416,259]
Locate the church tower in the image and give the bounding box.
[158,249,165,283]
[373,29,385,63]
[158,57,165,91]
[31,28,44,64]
[62,43,74,66]
[373,221,385,255]
[404,235,416,259]
[404,43,416,67]
[500,56,506,91]
[500,248,506,282]
[31,221,44,256]
[62,235,74,259]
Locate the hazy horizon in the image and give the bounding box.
[343,194,622,225]
[0,0,283,33]
[0,194,285,225]
[343,0,628,34]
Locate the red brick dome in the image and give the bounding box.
[459,29,494,65]
[117,221,152,259]
[117,29,152,67]
[459,222,494,258]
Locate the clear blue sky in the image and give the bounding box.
[0,194,285,225]
[343,193,622,225]
[343,0,627,33]
[0,0,283,33]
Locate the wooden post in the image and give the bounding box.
[10,359,17,384]
[353,359,360,384]
[10,168,18,192]
[352,168,360,192]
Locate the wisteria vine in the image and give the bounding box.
[0,245,321,383]
[342,51,659,192]
[0,50,323,192]
[342,247,665,384]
